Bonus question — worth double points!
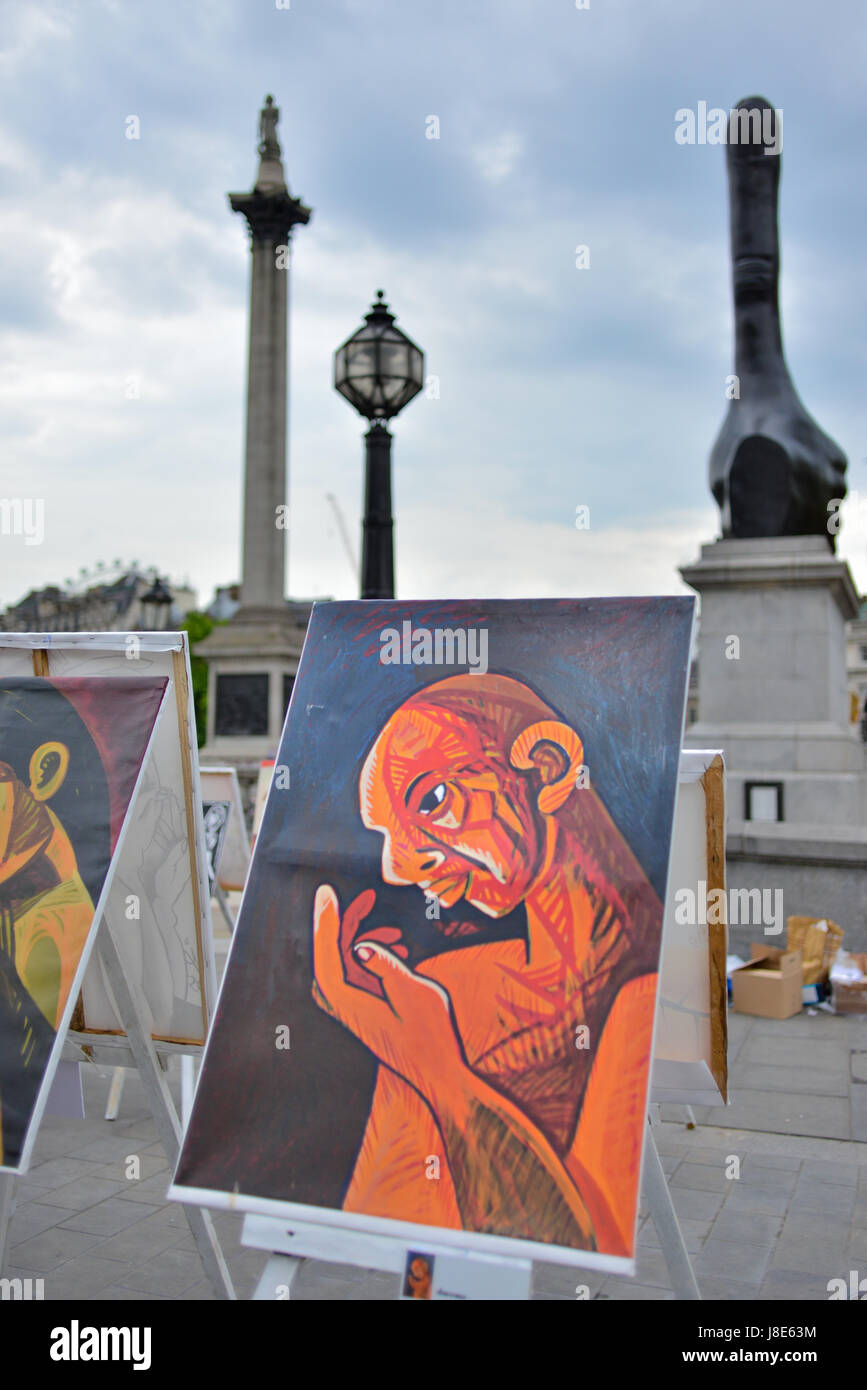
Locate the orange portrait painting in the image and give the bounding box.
[175,598,693,1271]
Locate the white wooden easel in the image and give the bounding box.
[0,909,235,1299]
[244,1121,700,1301]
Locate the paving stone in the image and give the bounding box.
[92,1286,172,1301]
[65,1135,156,1164]
[731,1064,849,1097]
[35,1176,126,1212]
[799,1158,860,1185]
[632,1246,674,1288]
[117,1248,205,1297]
[88,1154,170,1183]
[746,1151,802,1172]
[671,1188,725,1221]
[850,1088,867,1143]
[715,1182,790,1217]
[757,1269,831,1301]
[779,1210,851,1246]
[739,1038,849,1071]
[640,1217,707,1254]
[851,1052,867,1084]
[10,1227,106,1271]
[25,1157,105,1187]
[41,1255,137,1300]
[670,1162,732,1193]
[59,1197,161,1237]
[533,1263,606,1296]
[694,1092,850,1141]
[596,1280,674,1301]
[175,1280,217,1301]
[710,1208,783,1246]
[694,1238,772,1285]
[769,1240,838,1275]
[85,1220,190,1264]
[791,1180,855,1217]
[691,1273,750,1300]
[9,1203,77,1245]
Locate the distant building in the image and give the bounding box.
[0,564,197,632]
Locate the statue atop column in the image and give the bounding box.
[709,96,847,543]
[258,94,281,159]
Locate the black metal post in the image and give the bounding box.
[361,423,394,599]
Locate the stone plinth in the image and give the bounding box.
[197,603,311,765]
[681,535,867,950]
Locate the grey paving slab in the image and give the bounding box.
[730,1064,849,1097]
[694,1238,772,1285]
[670,1162,732,1192]
[671,1187,726,1222]
[34,1176,126,1212]
[745,1152,805,1172]
[850,1087,867,1142]
[720,1186,792,1217]
[779,1210,852,1246]
[640,1217,708,1254]
[739,1037,851,1070]
[596,1279,675,1300]
[10,1227,107,1271]
[9,1203,79,1245]
[850,1052,867,1083]
[85,1220,191,1264]
[695,1092,850,1140]
[41,1255,137,1301]
[25,1157,106,1187]
[757,1269,830,1301]
[58,1197,162,1237]
[710,1208,783,1246]
[533,1262,606,1296]
[799,1158,861,1184]
[118,1248,206,1297]
[690,1274,750,1300]
[791,1179,856,1217]
[88,1154,170,1183]
[65,1135,157,1164]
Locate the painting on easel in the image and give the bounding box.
[0,676,166,1171]
[174,598,693,1272]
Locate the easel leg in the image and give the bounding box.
[96,917,235,1300]
[181,1054,196,1131]
[0,1172,17,1273]
[252,1254,303,1301]
[214,884,235,933]
[105,1067,126,1121]
[642,1126,702,1300]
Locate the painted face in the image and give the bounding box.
[359,701,543,917]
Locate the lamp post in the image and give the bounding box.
[334,290,424,599]
[140,576,173,631]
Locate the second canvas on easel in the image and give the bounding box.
[0,675,167,1171]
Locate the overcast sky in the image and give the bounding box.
[1,0,865,611]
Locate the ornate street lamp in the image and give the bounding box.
[140,576,173,631]
[334,290,424,598]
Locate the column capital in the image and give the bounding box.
[228,190,312,245]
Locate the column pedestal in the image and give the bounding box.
[681,536,867,948]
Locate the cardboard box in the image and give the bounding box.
[833,953,867,1015]
[731,945,803,1020]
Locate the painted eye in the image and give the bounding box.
[418,783,447,815]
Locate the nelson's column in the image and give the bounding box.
[199,96,312,768]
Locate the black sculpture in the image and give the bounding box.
[709,96,846,542]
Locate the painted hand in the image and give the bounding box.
[312,883,466,1103]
